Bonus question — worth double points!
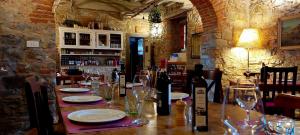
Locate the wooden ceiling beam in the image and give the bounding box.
[163,8,190,20]
[76,0,128,11]
[129,0,164,18]
[77,7,123,20]
[157,0,167,5]
[166,1,175,7]
[99,0,142,8]
[143,0,154,4]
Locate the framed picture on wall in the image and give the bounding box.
[191,33,202,59]
[278,13,300,49]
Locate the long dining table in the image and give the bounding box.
[55,85,300,135]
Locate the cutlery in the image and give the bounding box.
[79,122,142,130]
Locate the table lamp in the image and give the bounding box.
[237,28,260,78]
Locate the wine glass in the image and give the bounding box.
[90,68,100,81]
[222,86,266,134]
[234,85,258,128]
[131,74,150,125]
[82,69,90,83]
[138,70,152,100]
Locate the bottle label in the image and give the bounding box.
[158,100,162,108]
[168,84,171,106]
[195,87,206,126]
[120,75,126,94]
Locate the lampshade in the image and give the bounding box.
[237,28,260,48]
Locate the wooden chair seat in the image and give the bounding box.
[274,94,300,118]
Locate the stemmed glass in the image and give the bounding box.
[234,85,259,128]
[222,85,266,134]
[90,68,100,81]
[131,74,150,125]
[82,69,90,83]
[138,70,152,100]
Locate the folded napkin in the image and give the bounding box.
[61,111,137,134]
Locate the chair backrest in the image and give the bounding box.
[186,68,223,103]
[203,68,223,103]
[25,76,53,135]
[260,66,298,102]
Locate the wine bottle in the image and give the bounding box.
[156,70,172,115]
[118,64,126,97]
[192,64,208,131]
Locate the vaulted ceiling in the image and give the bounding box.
[53,0,193,19]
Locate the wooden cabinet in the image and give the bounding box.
[167,61,186,75]
[58,27,123,72]
[167,61,187,92]
[59,27,123,50]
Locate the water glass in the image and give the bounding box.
[125,88,139,115]
[82,69,90,82]
[91,80,99,95]
[103,83,118,104]
[267,117,295,134]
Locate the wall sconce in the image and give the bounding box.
[150,23,162,38]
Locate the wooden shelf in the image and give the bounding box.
[94,48,122,50]
[61,65,120,68]
[61,54,120,56]
[60,47,122,50]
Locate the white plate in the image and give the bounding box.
[171,92,189,100]
[80,82,107,86]
[67,109,127,123]
[59,88,90,93]
[62,96,102,103]
[80,82,91,86]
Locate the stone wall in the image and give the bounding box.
[186,7,203,69]
[188,0,300,85]
[0,0,56,134]
[150,19,184,66]
[212,0,300,84]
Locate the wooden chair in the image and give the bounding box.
[25,76,53,135]
[260,66,298,114]
[186,68,223,103]
[274,94,300,118]
[203,68,223,103]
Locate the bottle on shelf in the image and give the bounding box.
[192,64,208,132]
[118,64,126,97]
[156,70,172,116]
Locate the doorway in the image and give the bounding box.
[128,37,144,81]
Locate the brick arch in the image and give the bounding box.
[189,0,219,32]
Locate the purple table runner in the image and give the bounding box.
[61,111,138,134]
